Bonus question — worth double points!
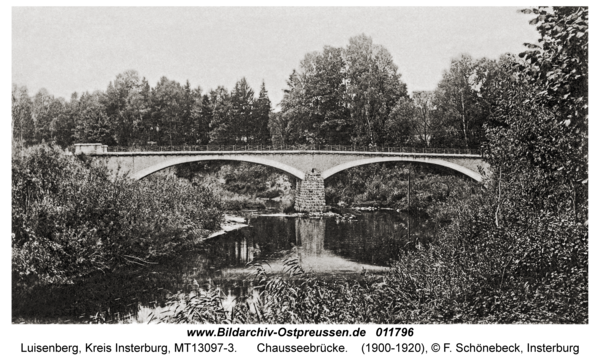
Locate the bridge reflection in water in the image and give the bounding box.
[210,211,432,280]
[194,211,434,306]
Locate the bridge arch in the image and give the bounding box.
[321,157,483,182]
[131,155,306,180]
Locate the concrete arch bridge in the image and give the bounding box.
[75,144,489,212]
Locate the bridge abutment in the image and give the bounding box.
[295,170,327,213]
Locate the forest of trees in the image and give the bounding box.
[11,72,272,148]
[273,34,498,148]
[12,34,524,151]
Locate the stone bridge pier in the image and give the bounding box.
[295,169,327,213]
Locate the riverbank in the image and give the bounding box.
[12,145,225,323]
[205,215,249,239]
[13,146,586,325]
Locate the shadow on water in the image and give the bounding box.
[13,210,433,323]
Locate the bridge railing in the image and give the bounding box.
[106,144,482,155]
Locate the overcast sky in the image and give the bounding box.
[12,7,539,107]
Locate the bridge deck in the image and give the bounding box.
[76,143,488,182]
[102,144,481,156]
[99,150,482,158]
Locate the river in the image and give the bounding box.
[13,210,437,323]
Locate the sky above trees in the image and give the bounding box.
[12,7,539,108]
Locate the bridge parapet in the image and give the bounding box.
[74,143,107,155]
[105,144,482,155]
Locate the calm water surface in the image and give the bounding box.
[215,211,435,277]
[15,210,436,323]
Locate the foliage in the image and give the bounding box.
[160,216,586,324]
[345,34,408,146]
[267,111,291,146]
[429,5,588,322]
[13,34,512,152]
[384,91,447,147]
[12,144,223,291]
[279,35,408,146]
[12,71,270,149]
[174,161,295,211]
[12,84,35,146]
[325,163,472,213]
[519,7,588,131]
[517,7,588,198]
[13,8,587,324]
[103,70,151,146]
[433,54,490,148]
[73,91,115,145]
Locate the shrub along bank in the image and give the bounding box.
[161,186,586,324]
[175,161,296,211]
[325,163,477,216]
[12,144,223,293]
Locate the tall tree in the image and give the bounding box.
[518,7,588,191]
[253,81,272,144]
[12,85,35,147]
[195,94,212,145]
[281,48,349,145]
[307,46,352,144]
[31,88,54,144]
[46,97,67,145]
[104,70,150,146]
[519,7,588,131]
[178,80,201,145]
[280,67,320,144]
[208,86,232,144]
[133,77,152,145]
[230,78,255,144]
[268,111,290,146]
[410,91,438,147]
[51,92,79,148]
[434,54,487,148]
[280,34,407,146]
[344,34,408,146]
[73,91,114,145]
[384,97,414,147]
[151,77,183,146]
[482,6,588,220]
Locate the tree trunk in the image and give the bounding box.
[408,167,411,244]
[495,168,502,228]
[572,181,578,223]
[461,91,468,148]
[408,166,411,212]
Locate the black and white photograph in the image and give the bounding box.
[8,3,592,360]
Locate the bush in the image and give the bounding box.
[12,145,223,291]
[325,163,473,212]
